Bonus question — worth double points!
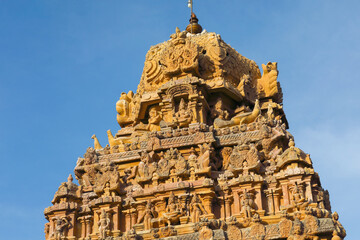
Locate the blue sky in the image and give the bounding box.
[0,0,359,239]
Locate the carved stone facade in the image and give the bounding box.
[45,19,346,240]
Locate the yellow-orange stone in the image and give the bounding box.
[44,26,346,240]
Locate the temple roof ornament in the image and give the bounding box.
[186,13,202,34]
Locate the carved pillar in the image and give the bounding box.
[282,184,290,206]
[85,216,93,239]
[78,217,86,239]
[155,198,166,227]
[304,179,313,201]
[93,210,99,237]
[50,218,55,239]
[160,100,173,123]
[44,222,50,240]
[273,192,280,213]
[254,187,263,211]
[67,213,76,240]
[179,194,190,216]
[131,209,137,227]
[233,190,240,215]
[49,217,56,240]
[125,211,131,231]
[188,96,199,123]
[225,196,233,219]
[112,207,120,237]
[202,194,215,219]
[265,190,275,215]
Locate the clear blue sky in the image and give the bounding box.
[0,0,359,239]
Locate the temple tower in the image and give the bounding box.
[44,13,346,240]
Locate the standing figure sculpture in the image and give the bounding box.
[98,209,111,240]
[138,200,157,230]
[189,193,207,223]
[52,217,69,240]
[241,192,255,219]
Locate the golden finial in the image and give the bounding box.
[186,0,202,34]
[186,12,202,34]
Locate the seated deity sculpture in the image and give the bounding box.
[212,98,261,129]
[173,98,193,128]
[147,106,162,132]
[161,192,183,226]
[290,183,309,211]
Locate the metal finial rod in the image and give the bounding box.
[188,0,193,34]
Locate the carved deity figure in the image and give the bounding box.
[332,212,346,239]
[138,151,150,178]
[137,151,157,181]
[188,147,198,170]
[147,106,162,132]
[75,147,99,188]
[197,144,212,172]
[116,91,136,128]
[221,147,233,170]
[287,218,310,240]
[93,161,120,197]
[103,182,111,197]
[162,192,183,226]
[212,98,233,129]
[241,192,255,218]
[157,148,187,177]
[52,217,69,240]
[138,200,156,230]
[257,62,280,100]
[267,103,275,121]
[212,98,261,129]
[212,98,230,120]
[190,193,207,223]
[291,183,309,211]
[98,209,111,240]
[173,98,193,128]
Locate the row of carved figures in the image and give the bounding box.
[92,96,280,152]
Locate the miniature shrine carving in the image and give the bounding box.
[45,15,346,240]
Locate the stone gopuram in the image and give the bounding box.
[44,17,346,240]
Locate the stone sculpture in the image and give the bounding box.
[162,192,183,226]
[98,209,111,240]
[189,193,207,223]
[52,217,69,240]
[138,200,156,230]
[173,98,193,128]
